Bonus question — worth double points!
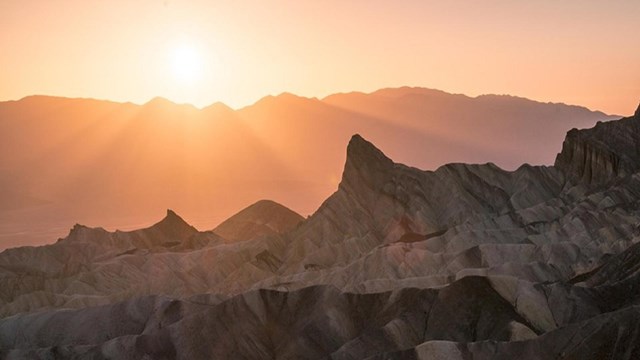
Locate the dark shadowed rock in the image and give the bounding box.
[152,209,199,240]
[212,200,304,242]
[1,277,639,360]
[555,110,640,184]
[3,105,640,358]
[342,134,395,190]
[0,280,532,359]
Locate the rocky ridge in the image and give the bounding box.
[0,89,614,248]
[555,112,640,184]
[1,106,640,358]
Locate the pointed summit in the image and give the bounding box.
[346,134,393,166]
[344,135,394,174]
[202,101,234,114]
[149,209,198,239]
[164,209,181,220]
[341,134,394,192]
[157,209,191,226]
[213,200,304,242]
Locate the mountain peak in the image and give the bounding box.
[347,134,391,162]
[345,134,393,168]
[340,135,394,192]
[248,92,318,110]
[213,200,304,242]
[165,209,180,219]
[158,209,189,226]
[150,209,198,238]
[144,97,174,107]
[202,101,233,114]
[142,97,198,112]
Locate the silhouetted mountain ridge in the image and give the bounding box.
[3,108,640,358]
[0,88,618,250]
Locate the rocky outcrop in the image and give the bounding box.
[0,279,572,359]
[0,90,615,248]
[212,200,304,242]
[0,210,225,316]
[371,306,640,360]
[4,107,640,358]
[1,271,638,360]
[555,105,640,184]
[1,129,638,314]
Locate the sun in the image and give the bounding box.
[169,43,203,84]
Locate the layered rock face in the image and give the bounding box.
[555,111,640,184]
[2,107,640,359]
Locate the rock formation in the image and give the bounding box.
[1,105,640,359]
[0,89,614,248]
[212,199,304,242]
[555,114,640,184]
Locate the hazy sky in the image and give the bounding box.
[1,0,638,114]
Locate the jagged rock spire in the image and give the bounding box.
[340,134,394,205]
[343,135,393,177]
[150,209,198,239]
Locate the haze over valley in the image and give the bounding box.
[0,88,616,249]
[2,1,640,359]
[2,106,640,358]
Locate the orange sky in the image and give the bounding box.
[1,0,638,115]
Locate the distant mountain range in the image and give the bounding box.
[0,87,618,248]
[1,104,640,358]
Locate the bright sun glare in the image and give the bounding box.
[170,44,203,84]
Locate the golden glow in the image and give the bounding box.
[0,1,639,113]
[169,43,203,84]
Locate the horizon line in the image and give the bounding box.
[0,86,621,117]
